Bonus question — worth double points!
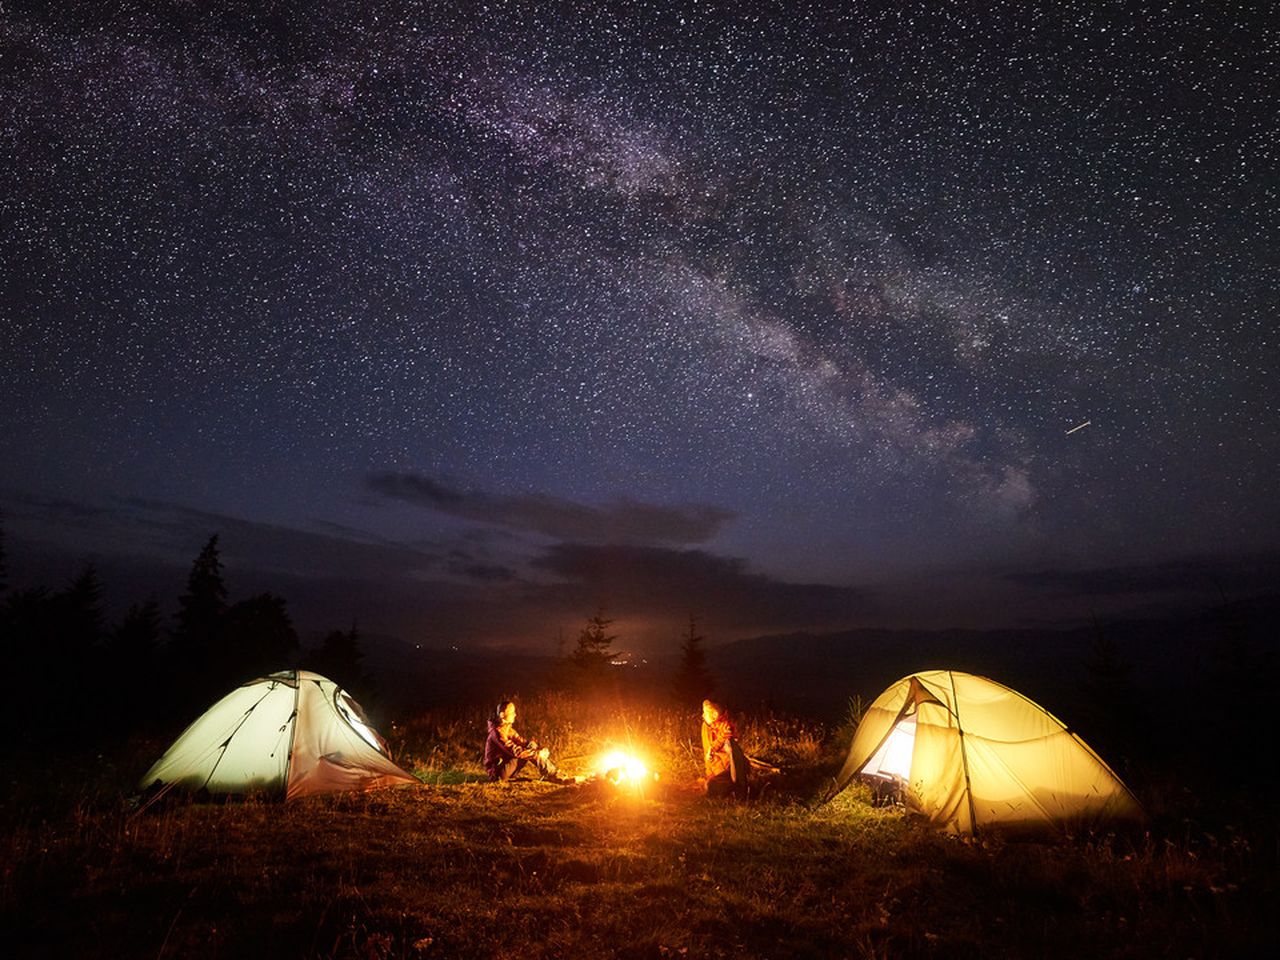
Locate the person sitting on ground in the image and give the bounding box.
[701,698,749,798]
[484,700,574,784]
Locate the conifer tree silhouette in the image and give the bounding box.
[307,622,367,693]
[57,565,105,654]
[42,565,107,737]
[171,535,228,700]
[674,614,715,706]
[223,592,298,686]
[107,598,162,733]
[570,608,617,693]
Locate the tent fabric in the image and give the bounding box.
[831,670,1141,835]
[140,670,419,800]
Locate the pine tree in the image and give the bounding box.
[307,622,366,692]
[111,598,162,667]
[56,565,106,654]
[573,609,616,666]
[674,614,715,705]
[171,535,229,692]
[223,592,298,686]
[107,598,162,733]
[48,565,107,737]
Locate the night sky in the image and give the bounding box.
[2,1,1276,651]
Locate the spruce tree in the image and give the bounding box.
[48,566,106,736]
[107,598,162,733]
[572,609,617,670]
[674,614,715,705]
[111,598,162,668]
[57,565,106,653]
[223,592,298,686]
[171,535,228,693]
[307,622,366,693]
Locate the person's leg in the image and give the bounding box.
[535,753,567,782]
[705,773,730,798]
[494,757,522,781]
[728,739,750,798]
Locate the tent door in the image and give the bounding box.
[860,714,917,783]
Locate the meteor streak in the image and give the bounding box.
[1065,420,1092,435]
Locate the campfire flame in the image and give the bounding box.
[597,750,651,784]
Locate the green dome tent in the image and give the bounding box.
[140,670,419,801]
[829,670,1141,835]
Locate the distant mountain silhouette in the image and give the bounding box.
[709,592,1280,721]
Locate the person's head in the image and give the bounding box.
[496,700,516,725]
[702,699,723,724]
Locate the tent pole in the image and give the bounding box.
[199,683,276,794]
[950,671,979,837]
[283,669,302,801]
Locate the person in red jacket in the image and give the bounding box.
[484,700,574,783]
[701,699,749,798]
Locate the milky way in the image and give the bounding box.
[1,1,1276,644]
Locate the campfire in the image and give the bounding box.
[595,749,657,786]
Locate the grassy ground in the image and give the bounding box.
[1,696,1275,958]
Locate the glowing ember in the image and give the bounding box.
[597,750,651,784]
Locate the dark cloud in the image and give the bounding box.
[117,498,447,582]
[1006,553,1280,598]
[4,493,108,525]
[365,472,734,545]
[529,542,875,636]
[449,561,518,583]
[2,491,447,586]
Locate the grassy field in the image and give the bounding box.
[2,695,1275,958]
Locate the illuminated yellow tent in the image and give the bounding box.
[140,670,419,801]
[829,670,1141,835]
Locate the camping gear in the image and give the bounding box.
[828,670,1140,835]
[139,670,418,800]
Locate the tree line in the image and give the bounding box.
[0,514,721,752]
[0,521,367,753]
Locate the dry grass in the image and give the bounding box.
[1,696,1275,958]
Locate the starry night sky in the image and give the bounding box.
[2,1,1276,650]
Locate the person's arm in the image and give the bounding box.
[707,719,732,754]
[486,725,514,762]
[507,727,537,759]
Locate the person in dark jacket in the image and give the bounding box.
[701,699,749,798]
[484,700,573,783]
